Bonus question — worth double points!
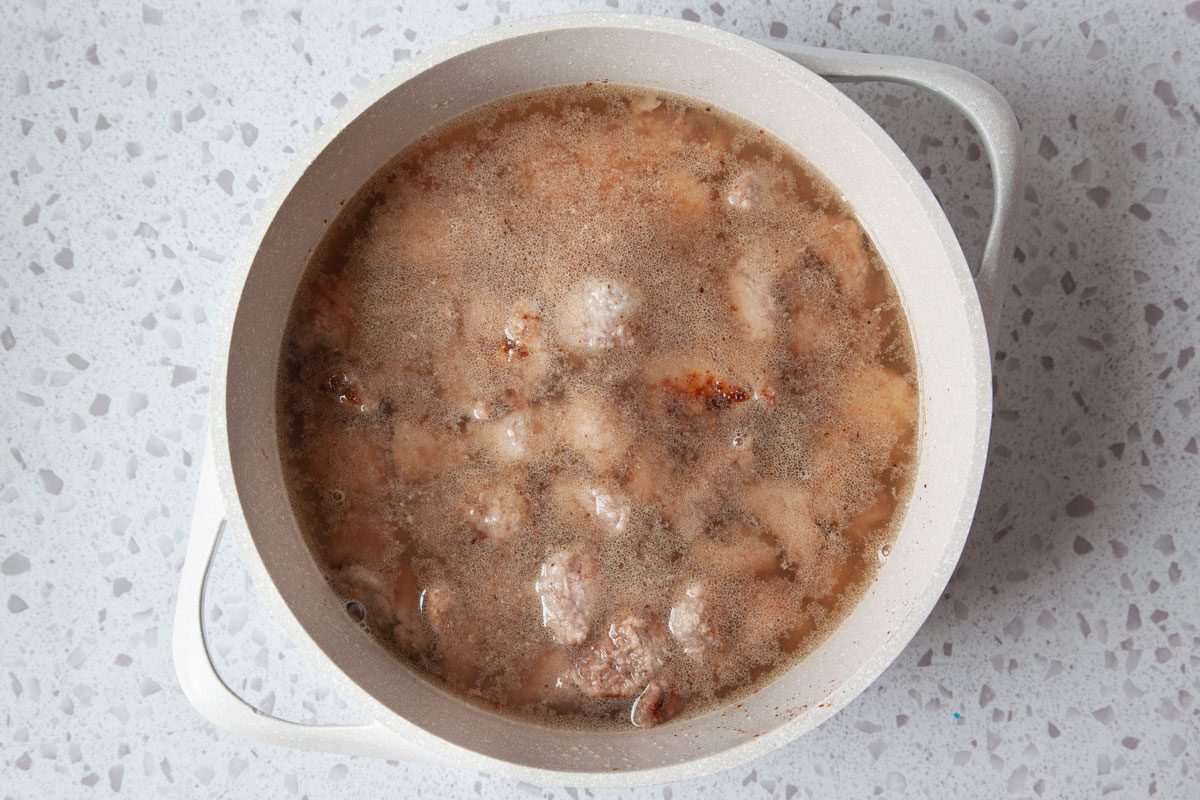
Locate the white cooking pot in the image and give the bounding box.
[173,13,1020,787]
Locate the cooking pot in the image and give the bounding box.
[173,13,1020,787]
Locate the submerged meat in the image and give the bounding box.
[502,298,543,354]
[728,245,788,342]
[392,421,467,484]
[583,486,630,534]
[479,408,549,462]
[725,170,764,211]
[787,289,847,357]
[661,168,712,221]
[840,365,917,461]
[656,451,753,542]
[628,93,662,115]
[811,215,874,306]
[689,528,783,578]
[336,564,430,655]
[743,479,823,566]
[299,425,390,499]
[416,583,484,685]
[293,272,356,353]
[463,482,531,541]
[621,441,674,506]
[630,96,687,139]
[844,488,898,544]
[500,299,552,388]
[419,584,455,633]
[333,564,396,630]
[558,392,632,472]
[535,549,596,646]
[560,280,634,353]
[550,477,630,535]
[739,579,809,656]
[572,616,666,700]
[372,187,491,275]
[810,365,917,524]
[630,680,672,728]
[668,582,719,658]
[432,350,497,422]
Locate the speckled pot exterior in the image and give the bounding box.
[203,13,993,787]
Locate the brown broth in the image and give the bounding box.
[276,84,918,729]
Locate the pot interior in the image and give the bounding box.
[221,18,988,777]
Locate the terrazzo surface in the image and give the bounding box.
[2,1,1198,797]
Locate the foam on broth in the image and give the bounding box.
[277,84,918,729]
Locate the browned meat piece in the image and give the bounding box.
[657,371,751,412]
[571,616,665,700]
[535,549,596,646]
[308,364,378,415]
[642,350,770,426]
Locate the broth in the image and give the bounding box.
[276,84,918,729]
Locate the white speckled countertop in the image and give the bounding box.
[3,1,1198,797]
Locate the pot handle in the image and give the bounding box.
[763,42,1022,346]
[172,439,437,761]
